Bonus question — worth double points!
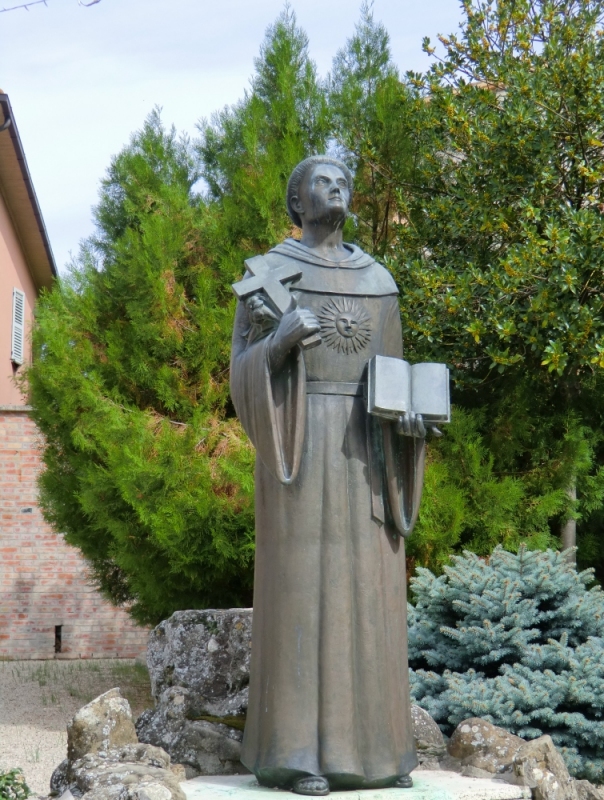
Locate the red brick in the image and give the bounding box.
[0,411,149,659]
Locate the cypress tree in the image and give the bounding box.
[27,111,256,624]
[26,10,331,625]
[329,2,415,256]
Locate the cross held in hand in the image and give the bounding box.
[232,256,302,315]
[232,255,321,350]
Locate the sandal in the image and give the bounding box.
[292,776,330,796]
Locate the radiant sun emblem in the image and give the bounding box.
[317,297,372,354]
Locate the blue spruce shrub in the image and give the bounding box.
[408,546,604,781]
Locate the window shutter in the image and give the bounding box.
[11,288,25,366]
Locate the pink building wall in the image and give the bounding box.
[0,101,150,659]
[0,188,36,406]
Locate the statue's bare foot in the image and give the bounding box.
[394,775,413,789]
[292,776,330,796]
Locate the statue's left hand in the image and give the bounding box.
[396,412,426,438]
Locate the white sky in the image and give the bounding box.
[1,0,462,273]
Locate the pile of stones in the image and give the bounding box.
[444,717,603,800]
[50,688,185,800]
[50,609,604,800]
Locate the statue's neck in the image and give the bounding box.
[299,222,349,263]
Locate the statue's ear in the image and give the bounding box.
[290,195,304,216]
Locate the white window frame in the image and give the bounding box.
[11,287,25,366]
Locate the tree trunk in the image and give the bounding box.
[561,482,576,563]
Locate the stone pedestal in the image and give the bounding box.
[182,773,531,800]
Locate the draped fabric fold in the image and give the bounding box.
[382,422,426,537]
[231,305,306,485]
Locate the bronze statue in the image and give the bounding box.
[230,156,436,796]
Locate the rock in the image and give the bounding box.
[50,693,186,800]
[444,718,603,800]
[439,754,463,774]
[461,764,502,780]
[512,736,578,800]
[68,689,138,763]
[51,759,71,796]
[137,610,252,777]
[448,718,525,776]
[69,743,185,800]
[136,688,246,778]
[411,705,446,769]
[576,781,604,800]
[145,609,252,720]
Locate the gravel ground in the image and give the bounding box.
[0,659,153,797]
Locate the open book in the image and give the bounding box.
[367,355,450,424]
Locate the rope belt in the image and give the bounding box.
[306,381,365,397]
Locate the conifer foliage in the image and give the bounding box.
[25,10,329,625]
[409,547,604,781]
[26,0,604,621]
[27,112,256,624]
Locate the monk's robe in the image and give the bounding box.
[230,238,425,790]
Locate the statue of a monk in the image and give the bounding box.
[230,155,426,796]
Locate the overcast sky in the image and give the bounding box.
[1,0,462,273]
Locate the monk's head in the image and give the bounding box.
[287,156,353,230]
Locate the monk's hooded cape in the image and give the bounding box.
[231,239,424,790]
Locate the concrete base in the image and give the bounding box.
[182,773,531,800]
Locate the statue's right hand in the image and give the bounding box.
[268,299,320,372]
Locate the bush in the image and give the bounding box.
[0,770,30,800]
[409,546,604,781]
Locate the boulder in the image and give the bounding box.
[444,718,604,800]
[69,744,185,800]
[448,718,525,776]
[68,688,138,763]
[136,610,252,777]
[51,758,71,796]
[135,689,244,778]
[512,736,578,800]
[576,781,604,800]
[50,691,185,800]
[411,705,446,769]
[146,609,252,720]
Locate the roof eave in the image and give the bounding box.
[0,93,57,291]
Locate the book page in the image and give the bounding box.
[368,356,411,419]
[410,363,450,422]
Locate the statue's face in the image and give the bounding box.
[295,163,350,228]
[335,313,359,338]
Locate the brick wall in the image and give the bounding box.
[0,409,149,659]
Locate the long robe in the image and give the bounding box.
[230,239,425,791]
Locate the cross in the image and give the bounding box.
[232,255,321,350]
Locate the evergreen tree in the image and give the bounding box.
[409,547,604,781]
[26,111,256,624]
[198,5,330,278]
[408,408,562,573]
[356,0,604,565]
[25,10,331,625]
[329,3,415,256]
[326,2,573,572]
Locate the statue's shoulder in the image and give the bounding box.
[263,240,398,297]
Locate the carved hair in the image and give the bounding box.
[286,155,354,228]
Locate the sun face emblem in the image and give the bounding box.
[317,297,372,354]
